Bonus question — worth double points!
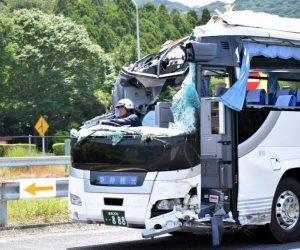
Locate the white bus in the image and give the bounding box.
[69,10,300,246]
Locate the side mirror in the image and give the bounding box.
[185,42,217,62]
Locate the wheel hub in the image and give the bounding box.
[276,190,299,230]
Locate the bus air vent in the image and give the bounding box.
[104,198,124,206]
[221,41,230,50]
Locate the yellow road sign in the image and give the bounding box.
[34,116,49,136]
[20,179,56,199]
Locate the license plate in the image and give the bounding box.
[103,210,127,227]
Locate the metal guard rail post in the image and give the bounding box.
[0,156,71,226]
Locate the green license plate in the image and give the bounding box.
[103,210,127,227]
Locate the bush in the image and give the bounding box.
[52,143,65,155]
[0,144,37,157]
[53,130,70,143]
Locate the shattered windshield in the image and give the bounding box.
[70,61,201,172]
[71,35,201,148]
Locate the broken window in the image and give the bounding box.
[169,63,200,133]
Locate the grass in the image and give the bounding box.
[4,146,41,157]
[7,198,70,225]
[0,165,69,181]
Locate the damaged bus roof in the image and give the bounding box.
[120,36,189,88]
[121,10,300,90]
[195,10,300,45]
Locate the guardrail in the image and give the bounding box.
[0,156,71,168]
[0,156,71,226]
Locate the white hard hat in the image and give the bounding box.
[116,99,134,110]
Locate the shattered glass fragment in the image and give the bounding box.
[170,63,200,133]
[110,131,124,145]
[141,133,150,143]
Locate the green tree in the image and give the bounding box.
[199,8,211,25]
[185,9,199,29]
[112,34,137,71]
[6,0,55,13]
[53,0,77,17]
[0,9,114,135]
[141,2,156,19]
[53,0,196,68]
[171,9,184,34]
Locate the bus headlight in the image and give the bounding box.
[155,199,182,210]
[70,193,82,206]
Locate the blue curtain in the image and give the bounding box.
[220,43,250,111]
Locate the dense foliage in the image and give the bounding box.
[0,9,114,135]
[53,0,209,70]
[0,0,210,136]
[233,0,300,18]
[136,0,189,12]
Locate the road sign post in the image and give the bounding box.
[42,137,45,155]
[28,134,32,155]
[0,200,7,226]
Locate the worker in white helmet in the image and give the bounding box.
[100,99,141,127]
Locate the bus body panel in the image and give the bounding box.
[69,173,153,225]
[146,165,201,219]
[238,111,300,225]
[69,165,201,226]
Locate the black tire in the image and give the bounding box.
[269,177,300,242]
[169,231,195,237]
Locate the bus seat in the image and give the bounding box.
[141,110,157,127]
[296,89,300,106]
[275,88,292,98]
[275,95,296,107]
[155,102,174,128]
[215,83,227,97]
[246,89,266,105]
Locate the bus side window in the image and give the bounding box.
[238,109,269,144]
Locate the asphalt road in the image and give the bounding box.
[1,223,300,250]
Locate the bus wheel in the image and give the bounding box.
[270,177,300,242]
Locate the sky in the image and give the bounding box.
[169,0,235,7]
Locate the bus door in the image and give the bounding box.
[199,71,237,218]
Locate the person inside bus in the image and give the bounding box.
[100,98,142,127]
